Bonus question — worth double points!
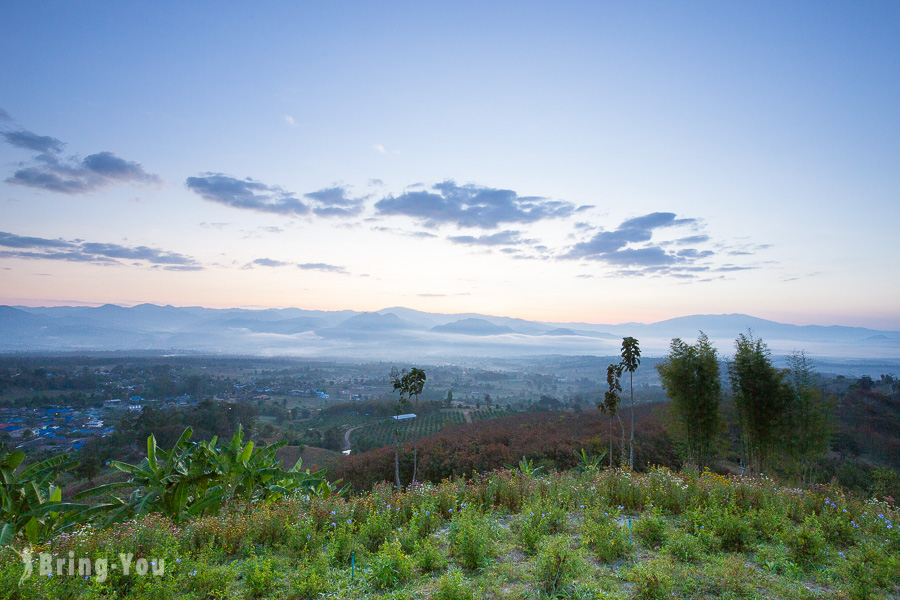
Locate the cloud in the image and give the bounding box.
[0,230,201,269]
[2,128,160,194]
[243,259,349,274]
[447,230,535,247]
[244,258,291,268]
[374,143,386,154]
[305,186,365,218]
[565,212,694,259]
[374,180,577,229]
[186,175,367,219]
[283,115,297,127]
[80,242,196,265]
[186,173,310,216]
[0,231,75,249]
[0,108,11,121]
[558,212,742,276]
[2,130,65,154]
[298,262,348,274]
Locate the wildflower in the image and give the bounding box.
[838,551,845,558]
[331,522,336,527]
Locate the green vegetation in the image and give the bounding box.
[1,466,897,599]
[656,333,721,469]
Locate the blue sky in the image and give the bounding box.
[2,2,899,329]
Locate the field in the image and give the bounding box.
[2,466,898,600]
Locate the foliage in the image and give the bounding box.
[389,366,427,489]
[784,351,832,483]
[729,331,790,475]
[0,450,83,545]
[620,336,641,469]
[599,362,625,467]
[75,426,330,524]
[656,333,721,469]
[448,506,497,570]
[1,465,899,599]
[369,538,415,590]
[581,512,630,563]
[534,534,584,597]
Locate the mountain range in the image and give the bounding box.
[1,304,899,362]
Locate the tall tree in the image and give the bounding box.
[656,333,721,469]
[728,332,790,475]
[391,367,426,485]
[785,351,831,484]
[599,363,625,467]
[620,337,641,469]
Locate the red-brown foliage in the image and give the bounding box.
[331,404,678,491]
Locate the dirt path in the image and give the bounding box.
[342,420,383,452]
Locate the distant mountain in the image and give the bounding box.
[336,312,417,331]
[2,303,898,361]
[431,318,515,336]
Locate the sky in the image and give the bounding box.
[1,2,899,330]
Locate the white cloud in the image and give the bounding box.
[283,115,297,127]
[373,143,386,154]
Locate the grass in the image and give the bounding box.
[2,467,898,599]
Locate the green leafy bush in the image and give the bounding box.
[663,530,704,563]
[412,537,447,573]
[627,557,674,600]
[369,539,414,590]
[534,534,585,597]
[242,554,277,598]
[433,566,476,600]
[581,513,630,563]
[513,497,568,554]
[783,516,825,568]
[633,512,667,549]
[448,507,497,570]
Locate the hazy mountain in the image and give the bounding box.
[2,303,899,361]
[431,318,516,336]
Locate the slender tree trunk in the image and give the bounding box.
[394,430,402,491]
[412,395,418,483]
[629,371,634,470]
[609,415,613,468]
[617,413,626,467]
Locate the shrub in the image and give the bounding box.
[289,556,332,598]
[627,557,674,600]
[581,513,630,563]
[369,539,414,590]
[754,543,798,576]
[326,522,362,567]
[534,534,584,597]
[633,513,667,549]
[783,516,825,568]
[413,537,447,573]
[184,563,234,599]
[513,497,568,554]
[433,566,476,600]
[242,554,277,598]
[663,530,704,563]
[448,507,498,570]
[838,540,900,600]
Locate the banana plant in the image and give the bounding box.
[77,426,338,524]
[574,448,607,473]
[74,427,213,524]
[0,450,85,545]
